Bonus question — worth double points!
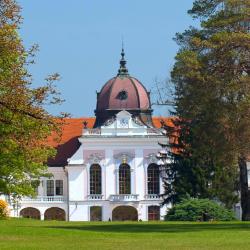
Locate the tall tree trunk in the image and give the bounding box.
[239,156,250,221]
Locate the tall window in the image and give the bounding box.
[47,180,63,196]
[90,164,102,194]
[148,206,160,220]
[56,180,63,195]
[46,180,54,196]
[147,164,160,194]
[119,164,131,194]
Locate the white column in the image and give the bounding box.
[102,203,112,221]
[85,165,89,199]
[139,204,147,221]
[102,161,106,199]
[41,213,44,220]
[43,179,47,196]
[105,149,115,197]
[130,159,135,194]
[116,168,119,194]
[40,207,46,221]
[134,149,144,199]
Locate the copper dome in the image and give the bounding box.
[94,48,153,127]
[96,76,150,111]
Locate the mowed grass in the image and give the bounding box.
[1,219,250,250]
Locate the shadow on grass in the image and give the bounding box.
[45,222,250,234]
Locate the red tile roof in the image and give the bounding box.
[47,118,95,166]
[152,117,174,128]
[47,117,173,166]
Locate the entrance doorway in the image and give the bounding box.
[148,206,160,220]
[44,207,66,221]
[112,206,138,221]
[90,206,102,221]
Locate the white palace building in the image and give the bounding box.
[9,49,172,221]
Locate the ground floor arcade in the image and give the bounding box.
[17,202,167,221]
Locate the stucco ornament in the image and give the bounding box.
[132,116,144,126]
[145,153,158,164]
[114,152,134,164]
[103,117,116,127]
[87,153,104,165]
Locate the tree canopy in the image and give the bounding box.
[163,0,250,218]
[0,0,65,197]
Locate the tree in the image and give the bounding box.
[165,198,236,221]
[163,0,250,218]
[0,0,65,198]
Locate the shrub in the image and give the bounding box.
[0,199,9,219]
[165,198,236,221]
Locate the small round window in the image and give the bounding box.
[117,90,128,100]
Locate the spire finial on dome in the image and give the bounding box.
[117,41,129,77]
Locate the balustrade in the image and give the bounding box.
[87,194,103,200]
[109,194,139,201]
[144,194,161,200]
[21,196,65,203]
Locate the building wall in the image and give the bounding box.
[14,136,168,221]
[65,136,167,221]
[10,167,68,219]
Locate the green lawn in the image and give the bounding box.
[1,219,250,250]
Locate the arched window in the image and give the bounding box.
[119,164,131,194]
[147,163,160,194]
[90,164,102,194]
[20,207,41,220]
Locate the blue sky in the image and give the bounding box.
[19,0,198,117]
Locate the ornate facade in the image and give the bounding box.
[9,49,173,221]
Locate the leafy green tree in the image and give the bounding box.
[0,0,65,198]
[163,0,250,219]
[165,198,236,221]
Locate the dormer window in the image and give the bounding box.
[117,90,128,100]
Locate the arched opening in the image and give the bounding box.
[90,206,102,221]
[90,164,102,194]
[148,206,160,221]
[44,207,66,221]
[112,206,138,221]
[119,164,131,194]
[20,207,40,220]
[147,163,160,194]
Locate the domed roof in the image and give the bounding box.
[94,48,153,128]
[96,48,151,111]
[96,76,150,111]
